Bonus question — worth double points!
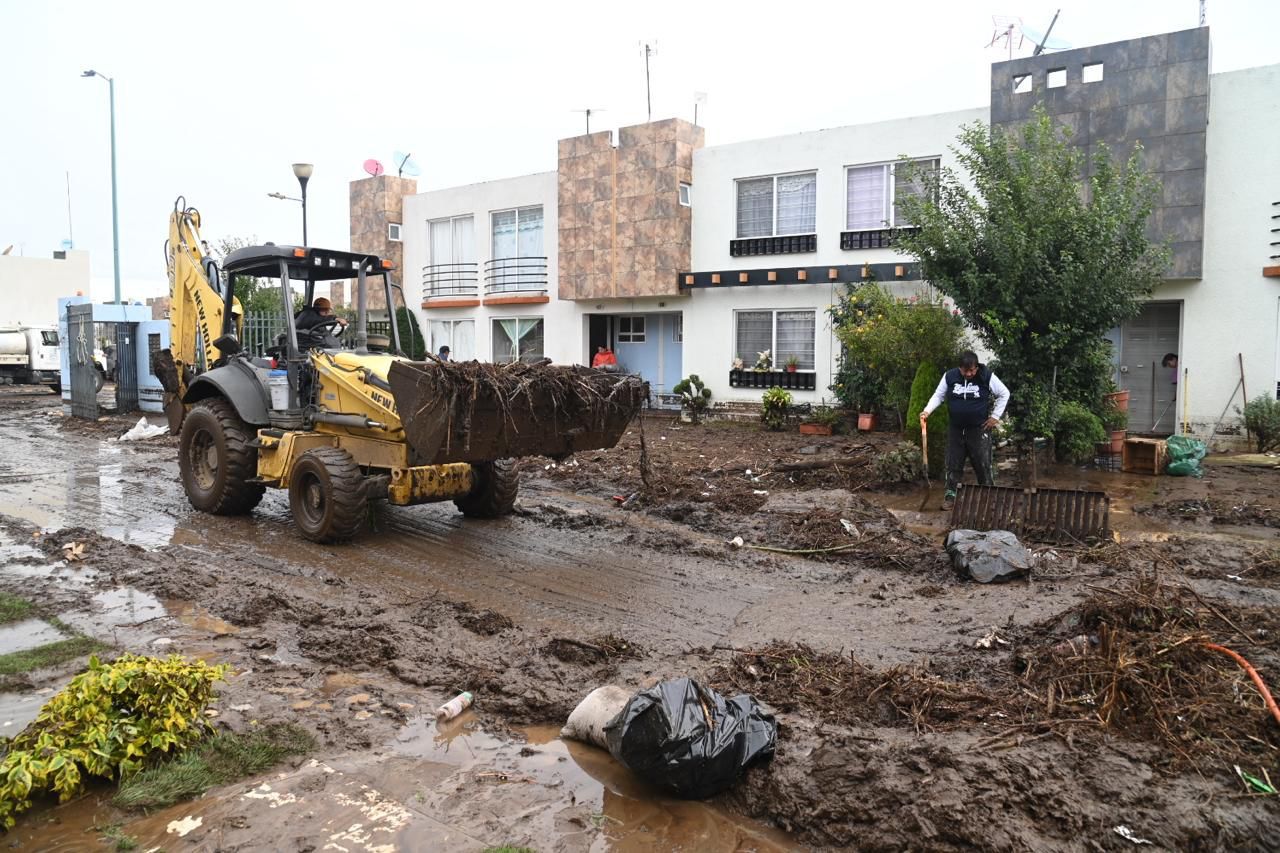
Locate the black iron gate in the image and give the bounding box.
[67,304,98,420]
[115,323,138,413]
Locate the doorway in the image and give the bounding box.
[1113,302,1180,435]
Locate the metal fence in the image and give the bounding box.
[240,313,392,356]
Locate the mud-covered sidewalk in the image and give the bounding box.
[1,385,1278,851]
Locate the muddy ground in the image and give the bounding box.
[1,385,1278,851]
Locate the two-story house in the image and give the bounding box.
[353,25,1280,442]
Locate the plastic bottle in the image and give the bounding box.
[436,691,473,721]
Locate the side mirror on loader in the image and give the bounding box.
[214,334,242,356]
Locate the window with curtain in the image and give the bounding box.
[735,309,816,370]
[492,317,545,363]
[426,215,475,294]
[845,159,939,230]
[428,319,475,361]
[736,173,817,238]
[491,206,544,259]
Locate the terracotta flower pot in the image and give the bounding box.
[1109,429,1126,453]
[799,423,832,436]
[1103,390,1130,413]
[857,412,879,432]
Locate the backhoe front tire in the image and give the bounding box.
[454,459,519,518]
[288,447,367,544]
[179,398,265,515]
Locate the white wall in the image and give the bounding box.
[685,108,987,403]
[403,172,591,364]
[0,250,90,327]
[1157,64,1280,442]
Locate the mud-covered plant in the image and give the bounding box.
[760,387,792,431]
[871,442,925,483]
[672,374,712,424]
[811,405,842,431]
[0,654,229,829]
[1053,401,1107,464]
[1239,394,1280,452]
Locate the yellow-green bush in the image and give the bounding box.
[0,654,228,829]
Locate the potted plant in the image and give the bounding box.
[801,404,841,436]
[672,374,712,424]
[1101,398,1128,453]
[784,355,799,373]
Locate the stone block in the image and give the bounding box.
[1131,33,1169,69]
[633,195,659,222]
[594,151,615,179]
[616,146,640,174]
[650,119,680,142]
[616,222,636,249]
[1162,169,1205,207]
[653,194,677,220]
[1156,205,1203,243]
[1169,241,1203,278]
[1165,96,1208,133]
[1167,60,1209,100]
[635,219,658,248]
[655,169,678,193]
[1113,67,1165,105]
[676,140,696,168]
[656,244,687,273]
[632,169,657,198]
[1049,110,1084,139]
[615,170,638,198]
[655,141,678,168]
[594,176,614,203]
[1126,101,1166,138]
[1169,27,1209,63]
[593,250,613,276]
[1087,105,1127,141]
[1163,132,1206,172]
[619,122,655,148]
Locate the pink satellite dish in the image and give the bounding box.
[363,159,385,177]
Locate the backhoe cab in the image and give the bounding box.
[157,202,647,543]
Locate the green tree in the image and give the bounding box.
[893,107,1169,441]
[396,307,426,359]
[905,362,948,478]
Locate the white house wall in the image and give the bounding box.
[1158,64,1280,442]
[685,108,988,403]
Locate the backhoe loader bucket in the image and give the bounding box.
[387,360,649,465]
[949,483,1112,545]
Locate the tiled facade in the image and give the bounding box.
[349,175,417,311]
[991,27,1210,278]
[557,118,702,300]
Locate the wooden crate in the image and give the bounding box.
[1122,437,1168,475]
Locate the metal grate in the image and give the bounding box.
[950,484,1111,545]
[729,234,817,257]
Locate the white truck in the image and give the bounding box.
[0,326,65,392]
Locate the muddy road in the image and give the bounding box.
[1,386,1279,851]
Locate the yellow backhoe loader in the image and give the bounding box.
[154,199,647,542]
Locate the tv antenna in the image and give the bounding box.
[694,91,707,126]
[392,151,421,178]
[1199,0,1206,26]
[362,158,385,177]
[572,108,606,135]
[987,11,1069,60]
[988,16,1025,61]
[640,41,658,122]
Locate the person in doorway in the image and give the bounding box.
[921,350,1011,511]
[1162,353,1178,385]
[437,345,451,361]
[592,346,618,369]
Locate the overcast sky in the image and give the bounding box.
[2,0,1276,302]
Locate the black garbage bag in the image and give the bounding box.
[603,677,777,799]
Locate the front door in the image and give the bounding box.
[1117,302,1180,435]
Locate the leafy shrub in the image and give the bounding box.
[832,283,964,418]
[1053,401,1107,463]
[672,374,712,424]
[905,362,948,478]
[760,387,792,431]
[810,405,842,430]
[0,654,228,829]
[871,442,925,483]
[1099,395,1128,432]
[1240,395,1280,452]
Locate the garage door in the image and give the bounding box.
[1118,302,1180,435]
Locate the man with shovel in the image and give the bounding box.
[920,351,1010,511]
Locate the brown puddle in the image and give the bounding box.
[7,711,797,852]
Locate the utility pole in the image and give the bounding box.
[641,42,657,122]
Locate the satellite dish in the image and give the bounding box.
[1021,22,1071,52]
[392,150,421,178]
[363,158,385,177]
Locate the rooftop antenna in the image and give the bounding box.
[1199,0,1206,26]
[988,16,1025,61]
[572,108,606,135]
[694,91,707,126]
[640,41,658,122]
[362,158,385,177]
[392,151,421,178]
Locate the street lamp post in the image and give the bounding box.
[292,163,313,247]
[81,70,121,305]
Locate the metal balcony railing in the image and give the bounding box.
[422,262,479,298]
[484,256,548,295]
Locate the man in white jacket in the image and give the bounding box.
[920,350,1010,511]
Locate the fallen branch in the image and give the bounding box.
[1201,642,1280,727]
[745,541,863,556]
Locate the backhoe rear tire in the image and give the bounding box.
[288,447,367,543]
[179,397,265,515]
[454,459,519,518]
